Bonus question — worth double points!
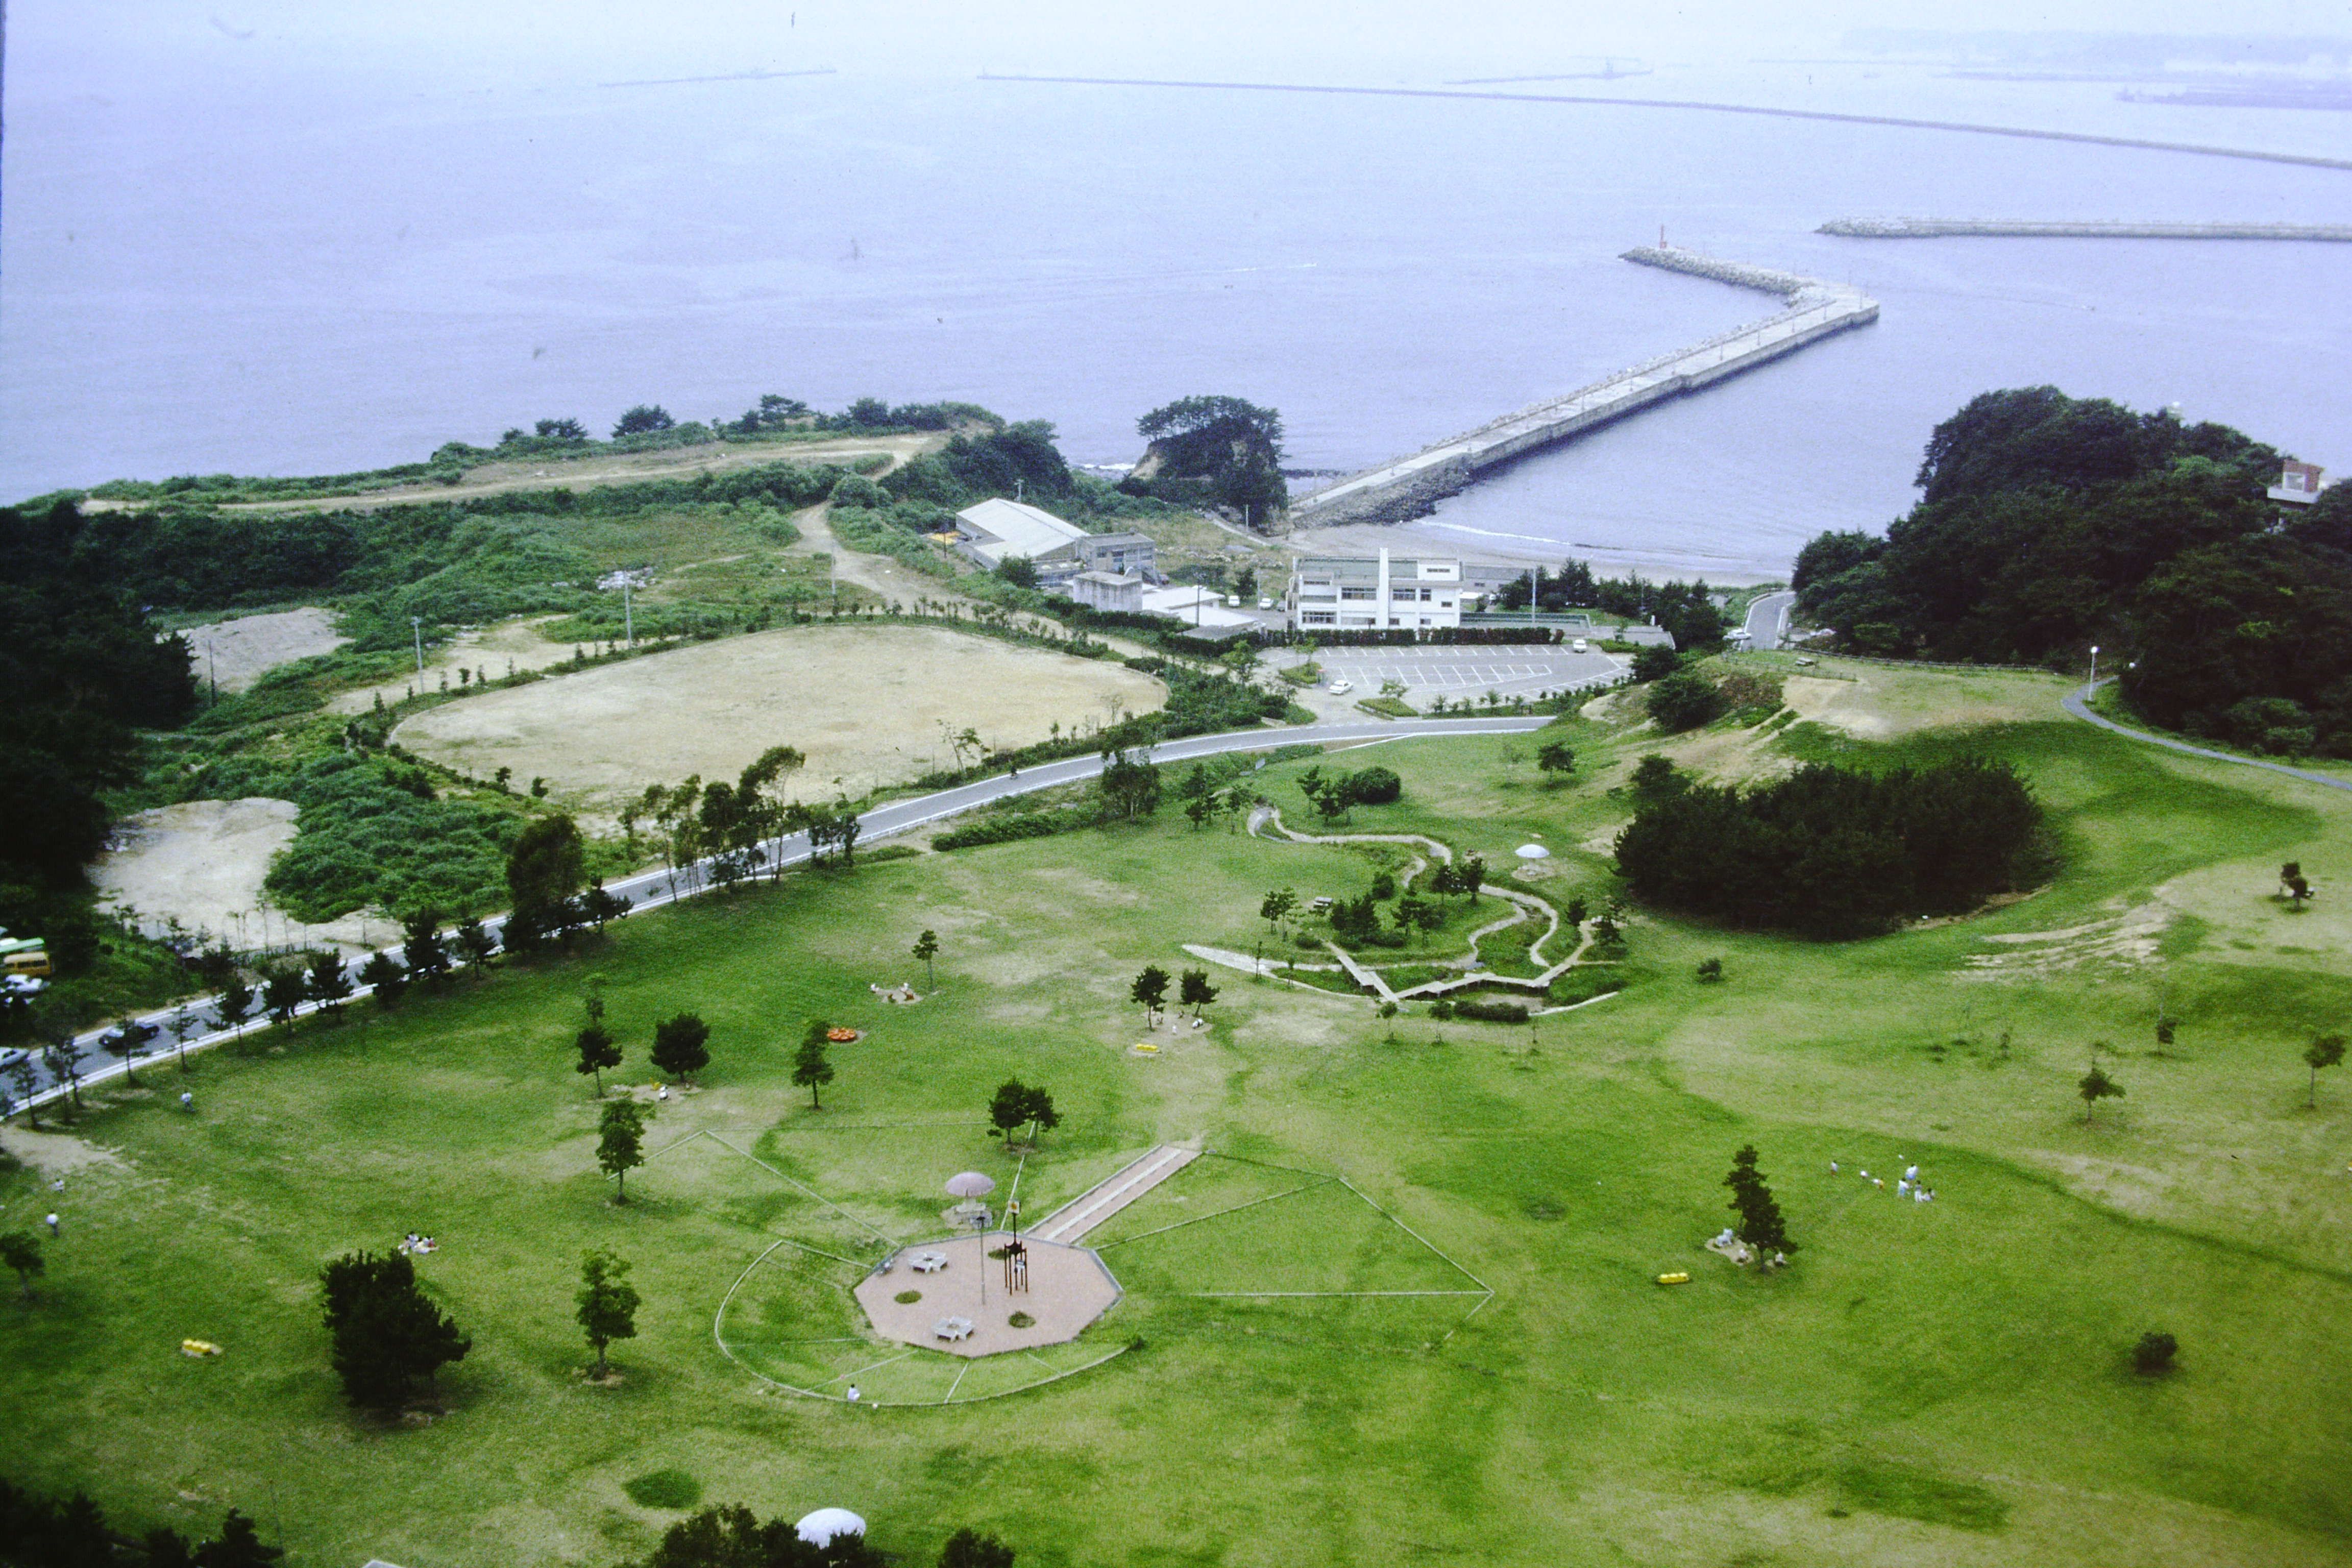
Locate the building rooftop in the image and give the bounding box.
[1293,555,1455,582]
[954,498,1089,558]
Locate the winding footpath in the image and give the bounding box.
[13,715,1548,1111]
[2063,681,2352,794]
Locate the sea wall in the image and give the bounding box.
[1820,218,2352,241]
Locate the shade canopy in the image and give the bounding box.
[1514,844,1551,860]
[796,1509,868,1546]
[945,1171,997,1198]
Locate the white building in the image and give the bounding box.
[2270,460,2337,507]
[952,499,1158,584]
[1286,549,1462,632]
[1142,584,1259,636]
[1065,570,1144,613]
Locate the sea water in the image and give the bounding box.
[4,49,2347,579]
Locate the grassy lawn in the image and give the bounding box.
[7,666,2352,1567]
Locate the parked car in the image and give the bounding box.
[1258,596,1273,609]
[1571,638,1588,652]
[1328,679,1354,695]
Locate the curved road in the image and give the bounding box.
[1742,591,1794,652]
[2063,681,2352,793]
[10,715,1550,1109]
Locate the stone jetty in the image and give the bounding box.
[1820,217,2352,241]
[1289,247,1878,528]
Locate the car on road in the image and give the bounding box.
[1328,679,1353,695]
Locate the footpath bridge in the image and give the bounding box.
[1289,246,1879,529]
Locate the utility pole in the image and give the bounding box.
[410,617,424,678]
[623,575,635,648]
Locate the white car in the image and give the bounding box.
[1328,679,1353,695]
[1572,638,1588,653]
[1258,596,1273,610]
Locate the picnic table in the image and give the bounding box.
[912,1251,948,1273]
[932,1316,974,1342]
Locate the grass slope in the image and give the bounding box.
[5,667,2351,1567]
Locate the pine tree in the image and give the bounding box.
[1723,1144,1794,1254]
[576,1247,642,1374]
[650,1013,712,1081]
[597,1099,649,1202]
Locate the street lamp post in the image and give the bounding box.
[2090,644,2100,690]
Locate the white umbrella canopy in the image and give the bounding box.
[1515,844,1551,860]
[945,1171,997,1199]
[796,1508,867,1546]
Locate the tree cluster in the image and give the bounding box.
[0,502,200,888]
[1120,396,1288,518]
[1613,756,2046,938]
[318,1250,471,1409]
[1295,764,1401,825]
[1493,563,1727,650]
[988,1079,1060,1145]
[0,1478,280,1568]
[1792,387,2352,755]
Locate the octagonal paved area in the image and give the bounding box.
[852,1233,1122,1359]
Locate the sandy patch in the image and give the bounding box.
[0,1128,128,1178]
[393,624,1165,808]
[92,799,377,954]
[1779,665,2067,739]
[332,616,579,715]
[180,608,348,693]
[1961,902,2169,979]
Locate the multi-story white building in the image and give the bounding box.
[1286,548,1462,633]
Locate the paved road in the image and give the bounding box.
[1742,592,1795,652]
[2063,681,2352,793]
[8,715,1550,1108]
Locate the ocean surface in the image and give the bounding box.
[5,47,2349,580]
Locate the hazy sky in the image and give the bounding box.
[14,1,2352,92]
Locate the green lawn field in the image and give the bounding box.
[5,664,2351,1567]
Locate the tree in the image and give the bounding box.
[628,1503,883,1568]
[739,745,807,879]
[1631,645,1680,682]
[535,416,589,440]
[1455,854,1486,904]
[217,972,256,1039]
[506,815,588,949]
[194,1509,282,1568]
[43,1037,88,1117]
[1696,957,1725,983]
[1130,965,1171,1026]
[318,1249,470,1408]
[913,928,940,988]
[1723,1144,1794,1254]
[1180,967,1219,1019]
[598,1098,649,1200]
[306,951,354,1021]
[939,1527,1017,1568]
[1536,741,1577,780]
[1099,747,1162,821]
[357,951,407,1010]
[651,1013,712,1081]
[1,1231,43,1300]
[102,1019,151,1087]
[2133,1330,2179,1376]
[8,1056,41,1129]
[2305,1032,2346,1109]
[1392,894,1441,944]
[582,882,632,933]
[793,1023,836,1109]
[576,1024,622,1095]
[262,965,307,1030]
[575,1247,641,1375]
[613,404,676,437]
[456,917,499,974]
[988,1079,1059,1147]
[1648,669,1723,732]
[1259,888,1297,937]
[2078,1064,2125,1125]
[1184,794,1214,830]
[169,1000,197,1069]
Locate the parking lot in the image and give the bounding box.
[1302,646,1626,702]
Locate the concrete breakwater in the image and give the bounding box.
[1822,217,2352,241]
[1288,247,1878,529]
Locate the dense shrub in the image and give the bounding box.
[1614,757,2046,939]
[1452,997,1531,1023]
[932,808,1101,851]
[1346,765,1402,804]
[1647,670,1723,731]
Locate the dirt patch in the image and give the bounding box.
[332,616,579,715]
[91,799,376,954]
[0,1128,127,1178]
[1780,666,2066,739]
[180,608,348,693]
[1961,902,2169,979]
[393,624,1166,808]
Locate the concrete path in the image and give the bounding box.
[1742,591,1794,652]
[2062,681,2352,794]
[1027,1143,1201,1244]
[19,716,1551,1110]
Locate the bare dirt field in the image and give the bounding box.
[91,799,378,954]
[179,608,348,692]
[332,616,579,714]
[392,624,1167,806]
